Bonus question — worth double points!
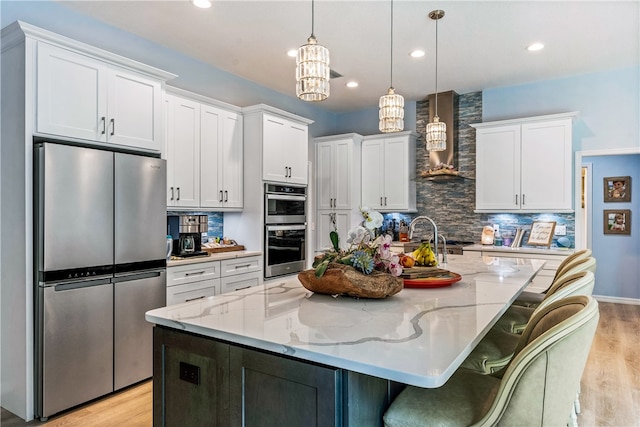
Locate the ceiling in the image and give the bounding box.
[57,0,639,113]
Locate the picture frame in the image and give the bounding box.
[603,209,631,235]
[603,176,631,202]
[527,221,556,247]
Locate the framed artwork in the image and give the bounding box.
[527,221,556,247]
[603,176,631,202]
[603,209,631,235]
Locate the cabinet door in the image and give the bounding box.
[333,139,353,209]
[200,105,223,208]
[229,346,340,426]
[361,140,385,209]
[220,111,243,208]
[107,66,162,151]
[262,115,287,182]
[317,210,351,251]
[37,43,107,142]
[383,136,409,210]
[168,96,200,207]
[316,142,334,210]
[153,327,230,426]
[520,119,572,210]
[475,125,521,210]
[285,122,309,185]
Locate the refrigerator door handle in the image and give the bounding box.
[112,270,163,284]
[53,277,112,292]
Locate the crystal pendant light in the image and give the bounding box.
[379,0,404,133]
[296,0,330,101]
[426,10,446,151]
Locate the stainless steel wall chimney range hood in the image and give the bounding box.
[427,90,459,174]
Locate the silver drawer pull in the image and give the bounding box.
[235,285,251,291]
[185,271,205,276]
[185,295,206,302]
[234,264,252,269]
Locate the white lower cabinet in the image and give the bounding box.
[166,261,221,305]
[220,256,262,294]
[167,255,263,305]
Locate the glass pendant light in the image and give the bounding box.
[379,0,404,133]
[296,0,330,101]
[426,10,446,151]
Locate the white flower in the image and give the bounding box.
[361,207,383,230]
[347,225,369,245]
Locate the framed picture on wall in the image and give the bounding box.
[527,221,556,247]
[603,209,631,235]
[603,176,631,202]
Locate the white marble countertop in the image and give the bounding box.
[167,250,262,267]
[464,244,574,256]
[146,254,544,388]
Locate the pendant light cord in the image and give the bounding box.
[311,0,315,37]
[434,14,439,116]
[390,0,394,88]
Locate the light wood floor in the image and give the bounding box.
[2,301,639,426]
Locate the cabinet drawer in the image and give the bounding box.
[167,261,221,287]
[220,256,262,277]
[166,279,220,306]
[220,272,262,294]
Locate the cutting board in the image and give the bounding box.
[202,245,245,253]
[400,266,450,279]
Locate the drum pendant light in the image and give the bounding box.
[296,0,330,101]
[379,0,404,133]
[426,10,446,151]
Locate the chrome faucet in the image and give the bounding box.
[438,234,448,264]
[408,216,439,263]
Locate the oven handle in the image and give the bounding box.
[266,193,307,202]
[267,224,307,231]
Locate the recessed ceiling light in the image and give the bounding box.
[526,43,544,52]
[287,49,297,58]
[410,50,425,58]
[191,0,212,9]
[346,81,358,88]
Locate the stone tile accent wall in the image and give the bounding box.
[382,91,576,248]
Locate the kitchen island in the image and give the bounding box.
[146,254,545,426]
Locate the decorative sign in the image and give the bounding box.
[527,221,556,247]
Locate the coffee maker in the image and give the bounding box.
[167,215,208,257]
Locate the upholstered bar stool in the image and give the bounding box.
[461,271,595,374]
[514,249,593,308]
[383,296,600,427]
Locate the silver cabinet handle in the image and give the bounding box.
[101,117,106,135]
[109,118,115,136]
[176,187,180,201]
[235,285,251,291]
[185,295,206,302]
[170,187,174,201]
[184,270,205,276]
[224,190,228,202]
[384,196,387,206]
[380,197,383,206]
[284,166,288,177]
[515,194,518,205]
[522,194,526,205]
[234,264,252,269]
[219,190,223,202]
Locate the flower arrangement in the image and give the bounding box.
[313,207,403,278]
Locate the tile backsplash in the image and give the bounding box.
[166,211,223,240]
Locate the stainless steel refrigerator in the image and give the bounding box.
[34,141,167,420]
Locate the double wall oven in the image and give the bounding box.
[264,184,307,278]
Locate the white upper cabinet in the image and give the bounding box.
[165,88,243,210]
[165,94,200,208]
[472,112,577,212]
[361,132,417,212]
[36,42,167,152]
[314,134,363,251]
[261,112,310,185]
[200,104,243,209]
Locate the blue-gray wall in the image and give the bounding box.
[583,154,640,300]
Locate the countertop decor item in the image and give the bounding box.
[403,272,461,288]
[298,262,403,298]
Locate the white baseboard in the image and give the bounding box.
[593,294,640,305]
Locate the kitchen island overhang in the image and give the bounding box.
[146,254,545,388]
